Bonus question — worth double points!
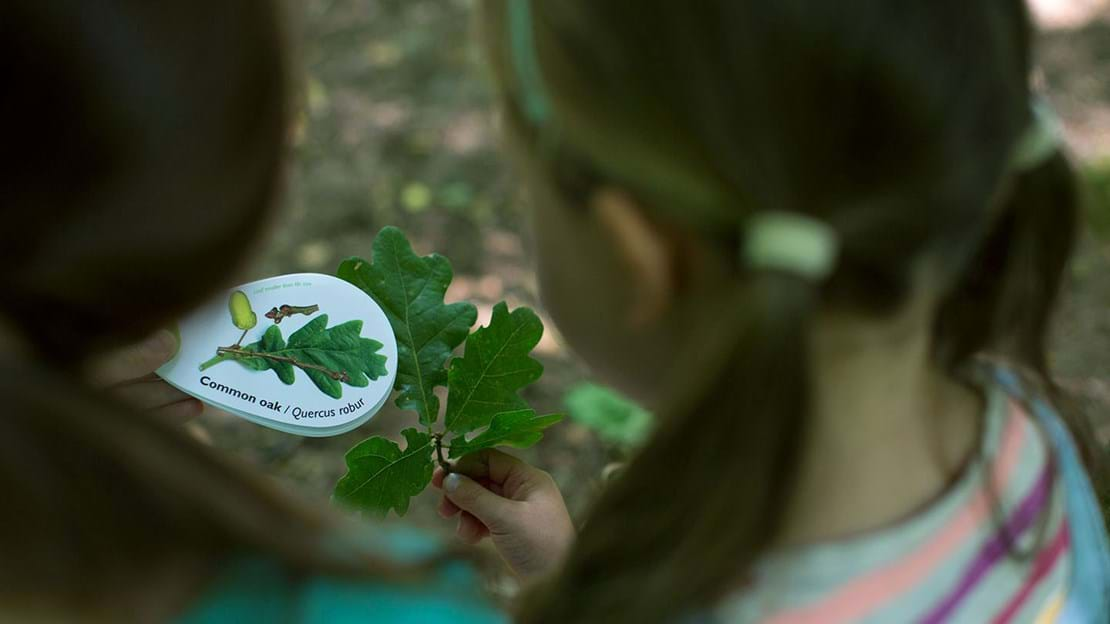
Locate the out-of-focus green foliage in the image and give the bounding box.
[1083,159,1110,241]
[565,383,653,452]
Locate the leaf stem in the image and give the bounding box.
[432,433,451,473]
[214,346,351,382]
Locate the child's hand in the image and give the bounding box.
[432,449,575,581]
[85,329,203,421]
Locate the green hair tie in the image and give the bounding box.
[509,0,553,125]
[1009,98,1063,171]
[743,212,840,281]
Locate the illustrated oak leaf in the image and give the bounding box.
[199,315,387,399]
[334,429,434,517]
[338,227,477,426]
[284,315,388,397]
[444,302,544,435]
[447,409,563,459]
[199,325,290,379]
[247,325,297,384]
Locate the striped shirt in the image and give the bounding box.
[718,379,1077,623]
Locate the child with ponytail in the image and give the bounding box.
[433,1,1110,622]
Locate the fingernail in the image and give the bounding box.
[444,473,461,493]
[153,328,179,357]
[168,323,181,352]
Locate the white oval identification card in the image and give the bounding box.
[158,273,398,437]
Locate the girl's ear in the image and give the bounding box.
[590,187,679,327]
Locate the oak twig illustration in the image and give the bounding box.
[212,345,350,381]
[266,304,320,324]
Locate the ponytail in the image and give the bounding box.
[934,150,1108,503]
[518,274,816,624]
[482,1,1099,620]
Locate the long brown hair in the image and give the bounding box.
[0,1,411,619]
[478,1,1105,622]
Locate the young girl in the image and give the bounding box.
[0,1,506,622]
[433,0,1110,622]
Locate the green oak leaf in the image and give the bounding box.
[332,228,564,518]
[444,302,544,435]
[199,315,387,399]
[339,227,477,426]
[447,410,563,459]
[334,429,434,517]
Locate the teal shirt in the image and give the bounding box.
[177,529,506,624]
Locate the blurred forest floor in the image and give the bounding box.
[195,0,1110,536]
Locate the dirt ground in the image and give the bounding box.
[1039,10,1110,443]
[194,2,1110,535]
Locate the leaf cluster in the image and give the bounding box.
[333,227,562,516]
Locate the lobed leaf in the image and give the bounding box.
[257,325,295,384]
[444,302,544,435]
[285,316,387,397]
[447,409,563,459]
[334,429,435,517]
[339,227,477,425]
[332,228,565,518]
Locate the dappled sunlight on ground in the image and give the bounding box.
[1035,4,1110,443]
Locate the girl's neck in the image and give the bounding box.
[774,303,984,548]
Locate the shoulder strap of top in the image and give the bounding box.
[993,367,1110,623]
